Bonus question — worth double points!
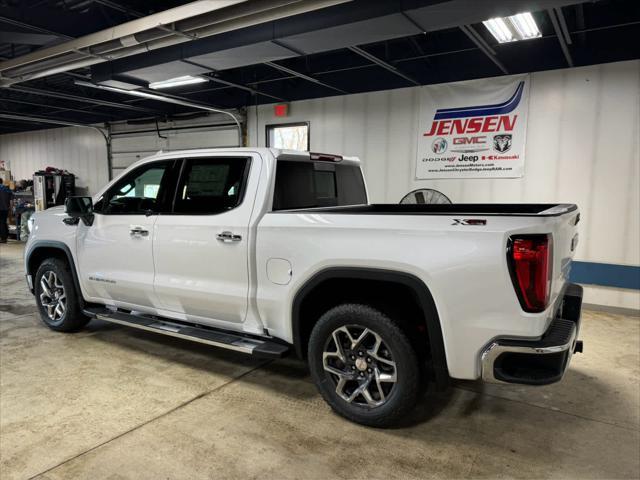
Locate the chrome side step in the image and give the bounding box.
[84,307,289,359]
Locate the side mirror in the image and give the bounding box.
[64,196,94,226]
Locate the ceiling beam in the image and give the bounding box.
[575,4,586,43]
[554,7,572,45]
[0,31,59,46]
[459,24,508,74]
[206,75,287,102]
[264,61,347,94]
[181,59,287,102]
[1,0,349,86]
[91,0,146,18]
[348,45,419,86]
[0,15,73,40]
[92,0,197,40]
[0,112,108,141]
[547,9,573,67]
[8,85,160,114]
[0,96,115,118]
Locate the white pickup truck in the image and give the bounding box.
[24,148,583,427]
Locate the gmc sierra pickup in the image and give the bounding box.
[24,148,583,427]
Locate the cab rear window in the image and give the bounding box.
[273,160,367,211]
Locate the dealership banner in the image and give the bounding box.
[416,74,530,179]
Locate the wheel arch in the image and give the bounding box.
[26,241,83,306]
[291,267,449,389]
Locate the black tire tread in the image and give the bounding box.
[308,303,422,428]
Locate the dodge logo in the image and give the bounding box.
[493,134,512,153]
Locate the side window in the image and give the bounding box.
[101,161,171,214]
[174,157,249,214]
[273,160,367,211]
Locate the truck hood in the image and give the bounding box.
[34,205,66,219]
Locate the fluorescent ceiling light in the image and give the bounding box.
[483,12,541,43]
[149,75,207,89]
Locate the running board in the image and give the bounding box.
[83,308,289,359]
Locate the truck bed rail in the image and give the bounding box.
[276,203,578,217]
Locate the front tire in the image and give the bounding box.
[308,304,422,427]
[35,258,90,332]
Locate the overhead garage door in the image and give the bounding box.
[109,112,244,179]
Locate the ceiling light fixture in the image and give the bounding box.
[149,75,208,89]
[483,12,541,43]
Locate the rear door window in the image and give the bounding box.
[174,157,250,214]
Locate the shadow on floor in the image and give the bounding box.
[12,313,624,435]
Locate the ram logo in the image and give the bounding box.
[493,134,512,153]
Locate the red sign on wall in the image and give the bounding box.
[274,104,289,117]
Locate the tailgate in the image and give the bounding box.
[548,208,581,306]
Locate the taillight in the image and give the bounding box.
[507,234,553,313]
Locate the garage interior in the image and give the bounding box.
[0,0,639,478]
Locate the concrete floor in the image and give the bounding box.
[1,240,639,480]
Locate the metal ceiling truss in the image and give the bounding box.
[0,15,73,40]
[181,59,287,102]
[0,96,115,118]
[7,85,160,113]
[547,8,574,67]
[0,0,351,86]
[264,61,347,94]
[0,112,107,138]
[347,45,419,86]
[458,24,508,74]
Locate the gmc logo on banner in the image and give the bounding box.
[453,136,486,145]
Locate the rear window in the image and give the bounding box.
[273,160,367,211]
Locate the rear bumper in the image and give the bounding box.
[481,283,583,385]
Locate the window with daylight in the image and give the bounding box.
[101,161,172,214]
[174,157,250,214]
[266,122,310,151]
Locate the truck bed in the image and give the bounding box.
[279,203,578,217]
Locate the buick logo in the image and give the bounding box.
[432,137,448,154]
[493,134,512,153]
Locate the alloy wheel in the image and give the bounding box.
[322,325,397,408]
[39,270,66,323]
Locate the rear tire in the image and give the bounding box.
[308,303,422,427]
[35,258,90,332]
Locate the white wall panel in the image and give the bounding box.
[248,60,640,309]
[0,126,108,195]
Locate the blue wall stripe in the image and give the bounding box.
[570,261,640,290]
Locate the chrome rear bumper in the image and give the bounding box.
[481,283,583,385]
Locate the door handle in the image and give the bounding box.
[130,226,149,237]
[216,231,242,242]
